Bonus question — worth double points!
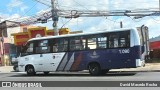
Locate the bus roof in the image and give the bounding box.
[28,28,135,42]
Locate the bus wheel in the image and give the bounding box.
[44,72,49,75]
[26,66,35,76]
[88,63,101,76]
[101,69,109,75]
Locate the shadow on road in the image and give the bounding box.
[9,71,136,77]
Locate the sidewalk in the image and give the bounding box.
[0,66,13,73]
[0,63,160,73]
[110,63,160,72]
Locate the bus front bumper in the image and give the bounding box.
[18,64,25,72]
[136,59,143,67]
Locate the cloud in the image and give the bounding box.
[7,14,21,21]
[108,0,158,10]
[7,0,28,12]
[20,5,28,12]
[58,0,158,10]
[58,0,109,10]
[0,14,9,22]
[7,0,23,8]
[0,13,22,23]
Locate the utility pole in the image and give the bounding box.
[159,0,160,11]
[1,30,5,66]
[51,0,59,36]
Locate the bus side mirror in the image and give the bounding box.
[21,43,26,51]
[21,53,28,56]
[20,44,27,56]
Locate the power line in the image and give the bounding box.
[128,16,143,22]
[2,0,160,30]
[5,1,38,22]
[60,18,72,29]
[22,2,38,17]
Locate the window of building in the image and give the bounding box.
[23,27,27,32]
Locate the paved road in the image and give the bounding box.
[0,71,160,81]
[0,71,160,90]
[1,64,160,90]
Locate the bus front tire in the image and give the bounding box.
[88,63,101,76]
[26,66,36,76]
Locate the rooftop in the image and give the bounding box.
[149,35,160,42]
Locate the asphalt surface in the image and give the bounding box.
[0,71,160,90]
[1,63,160,73]
[0,71,160,81]
[0,63,160,90]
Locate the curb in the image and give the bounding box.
[109,70,160,73]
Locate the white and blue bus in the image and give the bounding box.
[18,28,147,76]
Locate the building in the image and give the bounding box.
[0,20,21,65]
[149,35,160,50]
[149,35,160,58]
[0,21,81,66]
[0,20,40,66]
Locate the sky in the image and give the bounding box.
[0,0,160,38]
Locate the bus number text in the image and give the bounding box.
[119,49,130,54]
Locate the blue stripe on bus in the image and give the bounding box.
[56,53,68,71]
[68,45,141,71]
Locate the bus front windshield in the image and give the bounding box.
[21,42,34,56]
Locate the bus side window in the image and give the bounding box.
[57,38,68,52]
[53,44,58,52]
[109,33,119,48]
[119,31,130,48]
[109,31,130,48]
[69,36,86,51]
[36,40,50,53]
[97,36,107,49]
[119,38,126,47]
[87,37,96,49]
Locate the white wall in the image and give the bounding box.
[7,26,21,44]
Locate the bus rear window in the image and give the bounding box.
[109,31,130,48]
